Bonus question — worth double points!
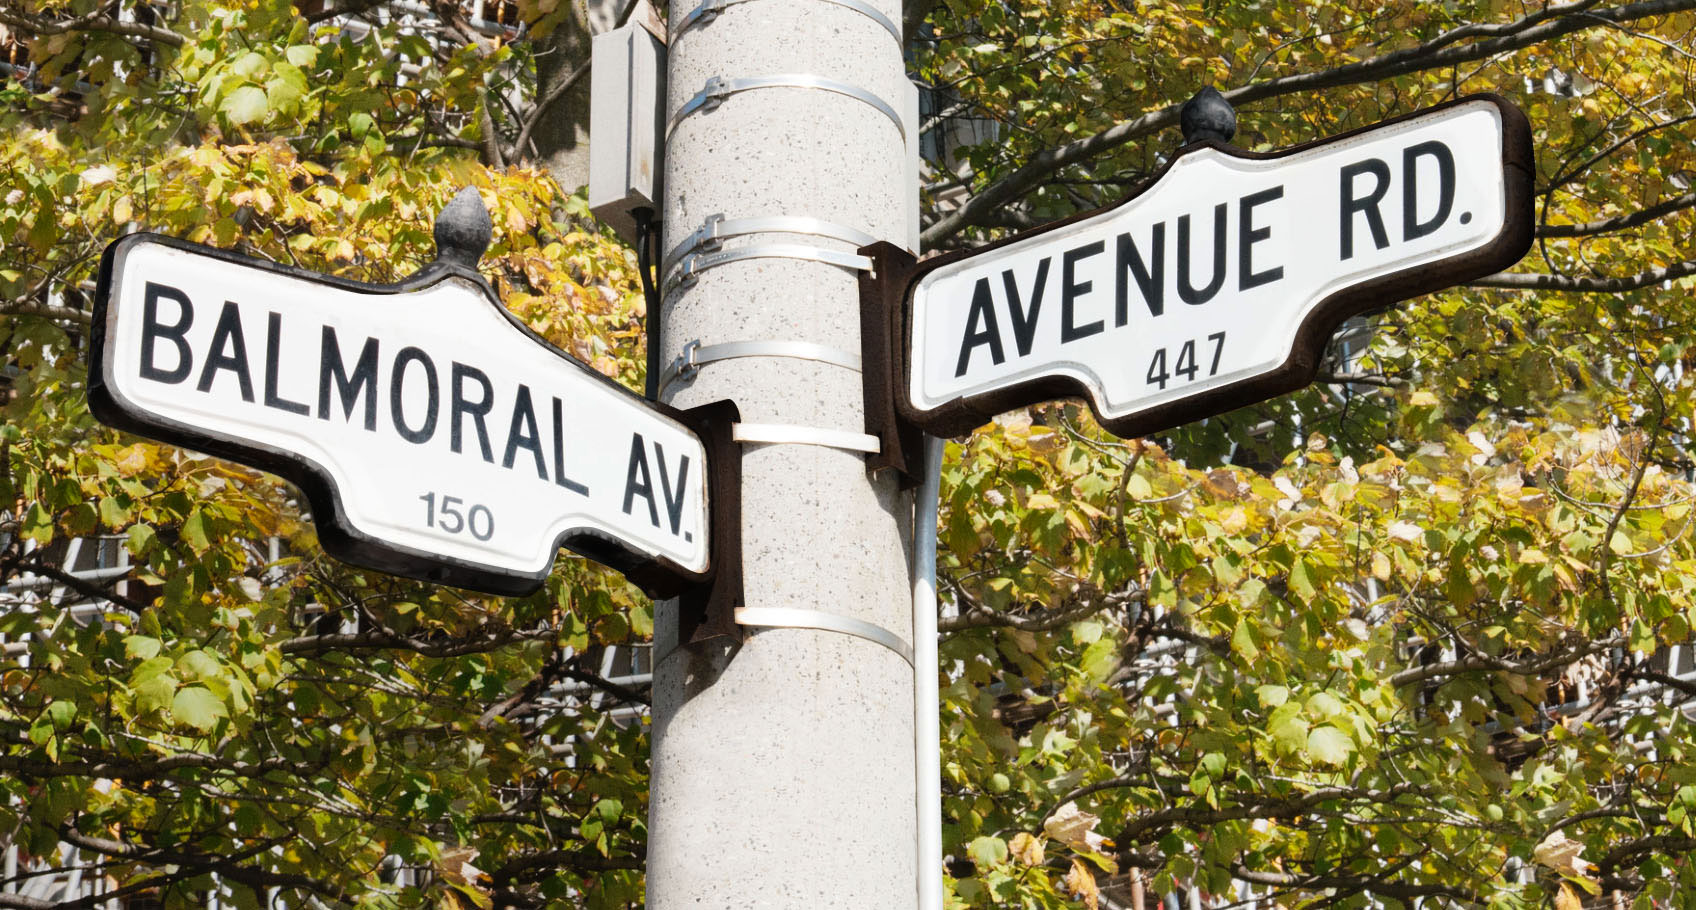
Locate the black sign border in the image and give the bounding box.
[876,93,1535,444]
[89,232,730,599]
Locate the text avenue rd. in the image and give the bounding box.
[896,95,1532,440]
[90,235,709,595]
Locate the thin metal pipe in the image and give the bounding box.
[913,434,945,910]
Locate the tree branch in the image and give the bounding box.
[558,665,651,706]
[279,624,555,656]
[1,299,93,328]
[1624,667,1696,697]
[4,558,151,614]
[1315,370,1406,388]
[1597,833,1696,872]
[0,749,297,782]
[1230,860,1488,906]
[303,0,393,24]
[1540,191,1696,238]
[0,8,186,48]
[1116,782,1421,844]
[513,59,589,160]
[1468,257,1696,292]
[488,847,644,886]
[1387,634,1622,687]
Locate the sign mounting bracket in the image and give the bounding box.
[857,241,924,484]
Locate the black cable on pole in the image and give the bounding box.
[634,206,661,400]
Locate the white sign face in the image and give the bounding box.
[905,96,1531,437]
[91,237,709,593]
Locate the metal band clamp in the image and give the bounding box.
[669,74,906,141]
[674,0,902,45]
[733,422,881,454]
[664,242,874,293]
[734,606,914,666]
[660,339,863,395]
[665,213,881,277]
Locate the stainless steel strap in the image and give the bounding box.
[664,213,881,277]
[673,0,902,45]
[668,74,906,141]
[662,242,874,293]
[733,422,881,454]
[734,606,914,666]
[659,339,863,395]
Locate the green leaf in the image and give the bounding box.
[1231,618,1260,660]
[126,523,157,557]
[177,649,223,682]
[1078,638,1118,682]
[99,496,131,527]
[21,502,53,545]
[220,85,269,125]
[171,686,227,732]
[1072,619,1104,645]
[967,835,1008,868]
[134,672,178,715]
[266,62,308,111]
[1630,619,1655,654]
[1288,559,1317,600]
[181,508,211,552]
[1268,703,1309,755]
[230,51,269,79]
[1304,692,1344,721]
[284,44,318,68]
[63,502,97,536]
[124,635,162,661]
[594,798,622,823]
[44,699,76,732]
[1305,725,1354,766]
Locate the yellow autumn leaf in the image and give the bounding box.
[1370,550,1392,581]
[1008,831,1044,867]
[113,444,150,476]
[1026,492,1060,510]
[1063,858,1099,910]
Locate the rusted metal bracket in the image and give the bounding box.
[857,241,924,485]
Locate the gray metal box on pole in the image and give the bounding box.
[588,18,666,243]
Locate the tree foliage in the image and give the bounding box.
[4,0,1696,907]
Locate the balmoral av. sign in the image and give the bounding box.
[89,231,717,596]
[897,94,1534,439]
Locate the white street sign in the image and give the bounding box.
[899,95,1533,439]
[91,235,711,595]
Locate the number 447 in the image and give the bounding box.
[1147,332,1226,390]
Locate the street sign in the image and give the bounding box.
[880,94,1533,441]
[89,231,719,597]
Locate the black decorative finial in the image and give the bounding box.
[433,186,492,268]
[1180,86,1236,145]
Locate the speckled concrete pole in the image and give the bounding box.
[647,1,916,907]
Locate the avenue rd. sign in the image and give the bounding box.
[90,234,711,596]
[895,94,1534,439]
